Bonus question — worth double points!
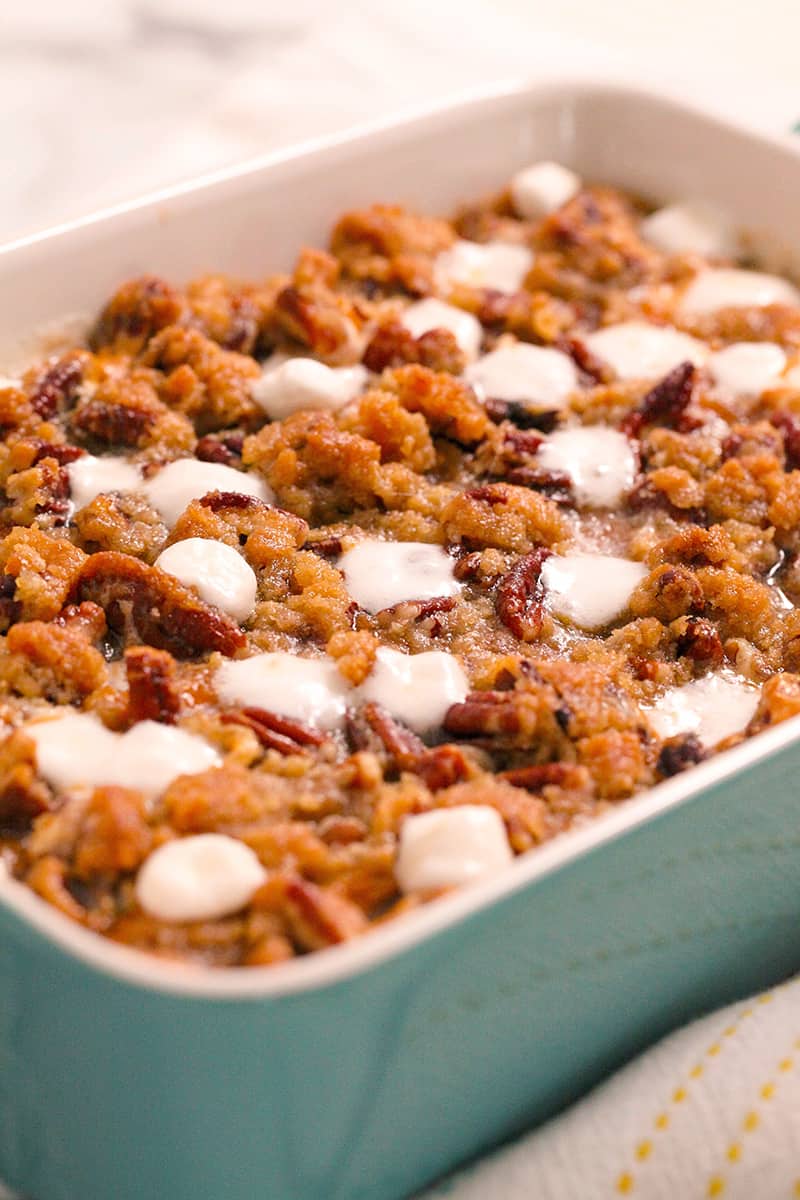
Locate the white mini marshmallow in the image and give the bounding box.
[136,834,267,923]
[155,538,257,622]
[646,670,759,747]
[142,460,272,528]
[357,647,469,734]
[338,540,460,614]
[435,239,534,294]
[251,356,367,420]
[510,160,581,219]
[640,203,735,258]
[67,454,143,512]
[708,342,787,397]
[464,342,577,412]
[400,298,483,360]
[585,321,707,381]
[536,427,637,508]
[215,653,349,731]
[680,268,800,316]
[396,806,513,893]
[542,553,647,630]
[27,712,220,800]
[0,376,22,389]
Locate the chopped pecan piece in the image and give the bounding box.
[282,877,368,950]
[556,334,610,383]
[89,275,186,355]
[656,733,707,777]
[363,321,466,375]
[500,762,579,790]
[125,646,180,725]
[0,729,52,830]
[195,431,245,466]
[29,354,86,418]
[622,361,696,437]
[221,706,326,755]
[483,397,560,432]
[76,551,246,658]
[769,411,800,471]
[304,534,344,559]
[443,691,522,738]
[347,702,469,790]
[495,548,551,642]
[674,616,724,667]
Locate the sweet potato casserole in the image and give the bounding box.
[2,161,800,967]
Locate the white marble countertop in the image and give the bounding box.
[2,0,799,245]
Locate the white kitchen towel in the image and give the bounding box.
[423,978,800,1200]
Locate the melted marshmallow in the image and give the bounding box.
[434,239,533,294]
[142,460,272,528]
[646,670,759,747]
[0,376,21,389]
[357,647,468,734]
[400,298,483,360]
[680,269,800,316]
[640,203,735,258]
[26,712,220,799]
[585,321,707,380]
[464,342,577,411]
[338,540,460,614]
[67,454,143,512]
[215,653,349,730]
[251,356,367,420]
[542,553,647,630]
[536,427,636,507]
[396,806,513,893]
[510,161,581,219]
[155,538,257,622]
[136,834,267,923]
[708,342,787,397]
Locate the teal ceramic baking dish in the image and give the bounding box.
[2,81,800,1200]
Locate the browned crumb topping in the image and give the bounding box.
[1,174,800,969]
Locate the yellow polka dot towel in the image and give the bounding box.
[423,982,800,1200]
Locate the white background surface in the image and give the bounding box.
[1,0,799,245]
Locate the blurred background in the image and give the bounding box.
[2,0,799,245]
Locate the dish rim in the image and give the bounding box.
[2,75,800,1000]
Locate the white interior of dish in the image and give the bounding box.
[1,79,800,996]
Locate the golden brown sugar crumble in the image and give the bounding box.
[1,169,800,967]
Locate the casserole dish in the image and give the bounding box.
[2,80,800,1200]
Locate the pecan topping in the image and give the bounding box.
[30,441,85,467]
[770,411,800,471]
[621,361,696,437]
[556,334,609,383]
[30,356,85,418]
[483,397,560,432]
[500,762,580,790]
[221,706,326,755]
[363,321,466,375]
[495,548,551,641]
[674,616,724,667]
[282,877,368,950]
[198,490,261,513]
[443,691,522,738]
[346,702,469,790]
[504,466,574,502]
[656,733,707,777]
[75,551,246,657]
[125,646,180,724]
[305,534,344,559]
[195,431,245,466]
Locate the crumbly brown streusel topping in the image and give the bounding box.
[2,173,800,967]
